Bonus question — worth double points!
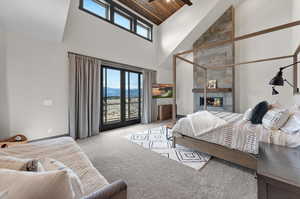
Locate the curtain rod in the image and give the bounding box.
[68,51,156,73]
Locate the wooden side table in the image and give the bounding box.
[257,142,300,199]
[0,134,28,148]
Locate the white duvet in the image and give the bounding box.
[186,111,228,137]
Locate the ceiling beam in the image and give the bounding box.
[148,0,192,6]
[179,0,192,6]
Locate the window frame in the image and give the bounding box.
[136,21,152,40]
[81,0,110,20]
[79,0,153,42]
[100,65,142,131]
[113,8,133,31]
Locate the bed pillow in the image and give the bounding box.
[281,111,300,134]
[250,101,269,124]
[38,158,84,198]
[0,169,77,199]
[289,104,300,113]
[0,156,44,172]
[243,108,253,121]
[262,108,290,130]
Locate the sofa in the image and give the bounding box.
[0,137,127,199]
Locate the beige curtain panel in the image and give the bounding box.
[142,70,157,124]
[68,53,101,139]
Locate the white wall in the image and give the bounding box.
[156,0,245,114]
[0,0,71,42]
[64,0,158,69]
[158,0,218,66]
[162,0,299,115]
[5,33,68,140]
[1,0,160,140]
[176,54,194,115]
[235,0,296,112]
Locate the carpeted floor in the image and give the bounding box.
[78,122,257,199]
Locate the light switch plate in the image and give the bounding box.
[43,99,53,107]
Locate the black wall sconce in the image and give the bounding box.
[269,61,300,95]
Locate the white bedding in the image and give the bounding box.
[187,111,227,136]
[172,111,300,155]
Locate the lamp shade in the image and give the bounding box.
[272,87,279,95]
[269,70,284,86]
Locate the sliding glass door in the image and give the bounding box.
[101,66,142,131]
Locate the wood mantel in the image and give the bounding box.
[192,88,232,93]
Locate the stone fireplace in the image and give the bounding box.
[193,7,235,112]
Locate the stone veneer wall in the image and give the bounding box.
[193,7,235,112]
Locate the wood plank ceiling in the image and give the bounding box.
[117,0,188,25]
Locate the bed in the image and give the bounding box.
[172,111,300,170]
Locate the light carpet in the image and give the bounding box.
[125,126,211,170]
[78,122,257,199]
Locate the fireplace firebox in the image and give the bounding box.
[200,97,223,107]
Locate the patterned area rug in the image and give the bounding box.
[125,126,211,170]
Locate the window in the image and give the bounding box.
[114,10,132,30]
[80,0,153,41]
[101,66,142,131]
[82,0,109,19]
[136,21,151,40]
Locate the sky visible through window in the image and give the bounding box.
[83,0,107,18]
[114,12,131,30]
[106,69,138,89]
[136,24,148,38]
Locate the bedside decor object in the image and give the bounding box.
[207,80,217,89]
[269,61,300,95]
[0,134,28,148]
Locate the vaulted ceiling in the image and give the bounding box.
[117,0,191,25]
[0,0,70,42]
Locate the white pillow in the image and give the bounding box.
[0,169,77,199]
[281,112,300,134]
[243,108,253,121]
[289,104,300,113]
[38,158,83,198]
[262,108,290,130]
[0,156,44,172]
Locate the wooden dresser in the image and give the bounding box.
[157,104,173,121]
[257,142,300,199]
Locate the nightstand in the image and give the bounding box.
[0,134,28,148]
[257,142,300,199]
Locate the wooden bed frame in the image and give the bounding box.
[173,135,257,170]
[171,17,300,170]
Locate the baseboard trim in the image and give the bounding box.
[29,134,70,143]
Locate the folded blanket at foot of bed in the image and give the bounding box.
[173,111,300,155]
[186,111,228,137]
